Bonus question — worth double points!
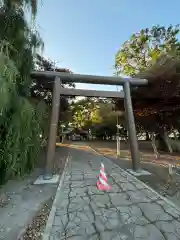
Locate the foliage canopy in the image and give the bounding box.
[115,25,180,133]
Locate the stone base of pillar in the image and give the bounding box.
[33,174,60,184]
[127,169,151,176]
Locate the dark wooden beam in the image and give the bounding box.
[60,88,124,98]
[124,81,140,171]
[31,71,148,86]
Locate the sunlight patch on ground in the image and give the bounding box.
[56,143,69,147]
[56,142,180,167]
[56,142,96,153]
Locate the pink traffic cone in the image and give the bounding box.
[97,163,112,191]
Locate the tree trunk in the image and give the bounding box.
[155,127,172,153]
[162,130,173,153]
[145,131,150,141]
[156,131,167,152]
[151,133,160,159]
[173,130,178,140]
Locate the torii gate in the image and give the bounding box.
[31,71,148,180]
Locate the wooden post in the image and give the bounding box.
[116,115,120,157]
[124,81,140,171]
[43,77,61,180]
[163,129,173,153]
[151,132,160,159]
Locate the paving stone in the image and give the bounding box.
[88,234,100,240]
[49,236,61,240]
[71,171,84,175]
[121,183,137,191]
[156,219,180,239]
[110,193,132,206]
[173,220,180,236]
[105,217,119,229]
[163,233,180,240]
[62,182,71,189]
[94,216,106,232]
[134,224,166,240]
[65,236,85,240]
[91,194,110,207]
[71,175,84,181]
[95,208,120,230]
[127,190,151,203]
[88,186,104,195]
[85,179,96,186]
[55,208,66,216]
[65,226,86,238]
[109,184,122,193]
[85,224,96,235]
[156,201,180,218]
[56,198,69,210]
[66,197,90,214]
[69,187,87,197]
[111,176,128,184]
[139,202,173,222]
[53,214,68,227]
[100,226,134,240]
[85,174,97,179]
[100,231,117,240]
[77,210,94,222]
[143,188,161,200]
[118,206,137,217]
[155,220,176,233]
[116,205,145,225]
[50,225,62,237]
[71,181,85,188]
[134,182,145,190]
[64,222,95,238]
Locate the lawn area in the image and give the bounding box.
[89,140,180,167]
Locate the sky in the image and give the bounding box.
[36,0,180,91]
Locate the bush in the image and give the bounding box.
[0,97,49,183]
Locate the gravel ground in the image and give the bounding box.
[20,198,54,240]
[0,193,10,208]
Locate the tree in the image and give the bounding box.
[115,25,180,76]
[0,0,48,183]
[115,25,180,155]
[3,0,38,16]
[69,98,100,129]
[68,98,121,139]
[34,54,74,112]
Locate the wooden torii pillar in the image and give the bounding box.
[44,77,61,179]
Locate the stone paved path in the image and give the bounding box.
[47,143,180,240]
